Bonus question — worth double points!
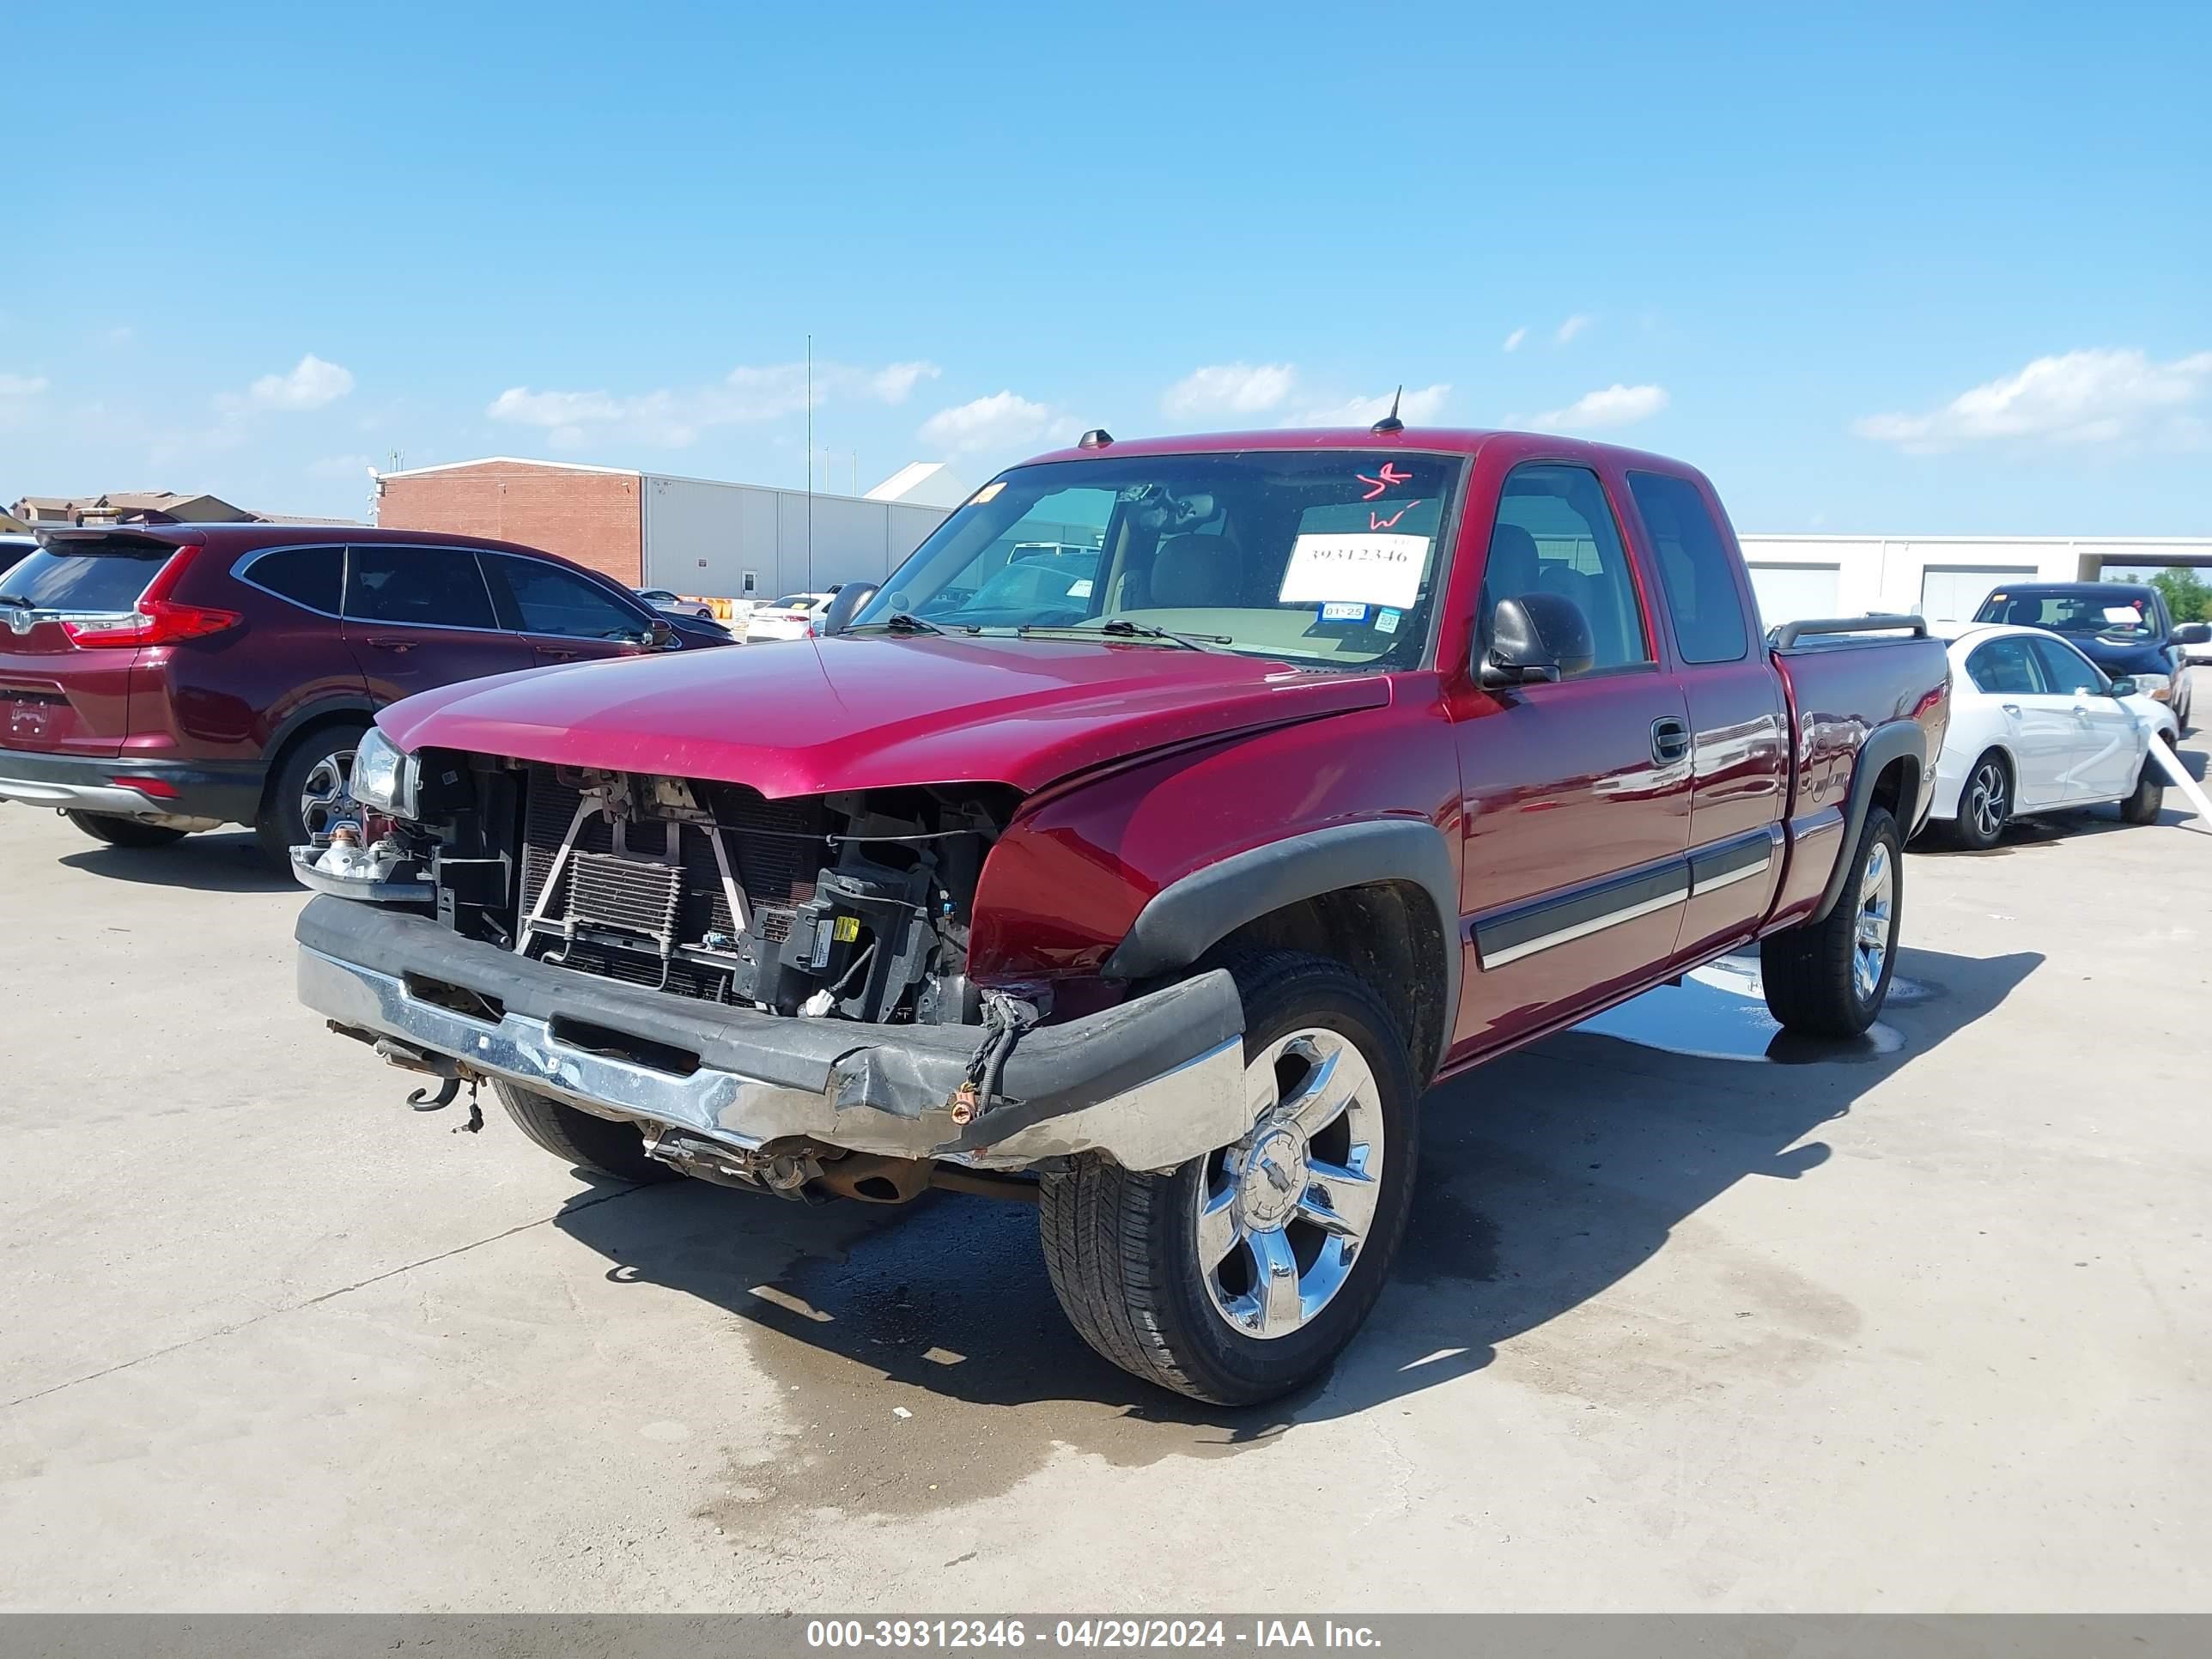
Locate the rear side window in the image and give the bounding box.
[344,545,496,629]
[245,545,344,615]
[485,555,645,640]
[1629,471,1750,663]
[1965,637,2044,695]
[0,544,173,610]
[1484,464,1652,676]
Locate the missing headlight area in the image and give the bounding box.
[489,762,1014,1024]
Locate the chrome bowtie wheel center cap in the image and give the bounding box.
[1239,1127,1309,1231]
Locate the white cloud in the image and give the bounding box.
[1853,348,2212,453]
[246,353,355,410]
[487,356,939,450]
[1554,314,1592,345]
[918,390,1076,455]
[1162,362,1297,417]
[1502,327,1527,353]
[1283,384,1452,428]
[1523,383,1670,431]
[1,372,50,429]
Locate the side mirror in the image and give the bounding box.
[641,618,675,650]
[2107,676,2138,698]
[1480,593,1595,687]
[819,583,879,636]
[2173,623,2210,646]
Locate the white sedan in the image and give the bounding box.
[744,592,837,643]
[1923,623,2180,849]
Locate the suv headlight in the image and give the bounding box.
[352,726,419,817]
[2130,672,2172,701]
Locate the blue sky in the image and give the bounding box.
[6,2,2207,532]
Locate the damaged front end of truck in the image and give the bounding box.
[292,729,1248,1200]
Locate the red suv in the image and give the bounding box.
[0,523,719,866]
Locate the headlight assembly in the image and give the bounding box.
[351,725,419,818]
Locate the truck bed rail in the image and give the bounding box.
[1768,614,1929,650]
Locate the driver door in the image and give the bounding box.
[2027,634,2140,801]
[482,553,657,667]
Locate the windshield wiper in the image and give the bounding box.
[849,611,972,636]
[1018,619,1237,653]
[0,594,33,609]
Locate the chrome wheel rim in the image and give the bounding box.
[1967,762,2007,842]
[1853,841,1894,1003]
[300,749,361,839]
[1195,1028,1385,1341]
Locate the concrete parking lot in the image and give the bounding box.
[3,744,2209,1613]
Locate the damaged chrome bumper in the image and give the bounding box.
[294,896,1247,1173]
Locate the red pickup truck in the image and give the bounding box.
[294,425,1949,1403]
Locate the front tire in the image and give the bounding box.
[2119,744,2166,825]
[1762,805,1903,1038]
[1038,951,1419,1405]
[494,1082,679,1184]
[64,811,187,849]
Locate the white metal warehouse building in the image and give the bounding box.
[1738,535,2212,627]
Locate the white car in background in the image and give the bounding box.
[744,591,837,643]
[1923,622,2180,849]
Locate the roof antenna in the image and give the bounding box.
[1370,386,1406,435]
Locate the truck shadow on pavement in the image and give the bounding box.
[57,830,300,894]
[551,942,2039,1522]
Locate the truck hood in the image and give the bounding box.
[377,635,1392,798]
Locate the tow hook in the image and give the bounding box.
[370,1036,483,1132]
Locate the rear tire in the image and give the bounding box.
[1941,751,2010,850]
[1038,950,1419,1405]
[1762,805,1903,1038]
[64,811,187,849]
[2119,744,2166,825]
[494,1082,679,1184]
[255,722,368,872]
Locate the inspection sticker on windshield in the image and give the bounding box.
[1320,601,1368,623]
[1067,579,1094,598]
[1279,533,1426,611]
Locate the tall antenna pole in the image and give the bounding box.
[804,335,814,586]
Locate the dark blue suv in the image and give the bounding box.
[1973,582,2209,732]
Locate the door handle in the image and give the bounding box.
[1650,717,1691,766]
[2001,702,2021,717]
[362,635,416,653]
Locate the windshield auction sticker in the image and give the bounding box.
[1279,533,1426,611]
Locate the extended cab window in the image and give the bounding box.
[344,545,497,630]
[1629,471,1749,663]
[245,545,344,615]
[1482,464,1651,676]
[486,555,646,640]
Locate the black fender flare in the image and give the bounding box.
[1100,817,1461,1061]
[1810,719,1926,923]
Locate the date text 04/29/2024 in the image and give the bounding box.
[803,1620,1382,1650]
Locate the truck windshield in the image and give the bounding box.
[1973,588,2158,640]
[853,451,1466,667]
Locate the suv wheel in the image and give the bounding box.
[1761,805,1903,1038]
[257,723,368,871]
[1038,951,1419,1405]
[64,811,187,850]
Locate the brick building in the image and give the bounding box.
[371,459,643,585]
[373,457,951,600]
